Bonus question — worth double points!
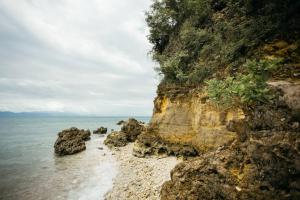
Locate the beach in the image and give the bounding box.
[105,143,179,200]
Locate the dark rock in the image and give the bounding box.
[93,126,107,134]
[104,118,145,147]
[133,132,198,158]
[121,118,145,142]
[244,81,300,132]
[161,131,300,200]
[116,120,125,125]
[54,127,91,156]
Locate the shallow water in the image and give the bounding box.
[0,116,149,200]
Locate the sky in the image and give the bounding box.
[0,0,159,116]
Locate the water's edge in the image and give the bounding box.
[0,116,149,200]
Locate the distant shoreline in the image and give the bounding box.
[0,111,151,118]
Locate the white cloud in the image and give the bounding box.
[0,0,158,115]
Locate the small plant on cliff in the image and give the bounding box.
[206,59,282,109]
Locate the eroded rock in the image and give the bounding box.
[54,127,91,156]
[117,120,125,125]
[93,126,107,134]
[161,131,300,200]
[133,132,198,158]
[104,131,128,147]
[104,118,145,147]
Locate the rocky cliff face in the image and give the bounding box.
[133,84,244,157]
[142,1,300,199]
[133,80,300,200]
[151,84,245,152]
[161,130,300,200]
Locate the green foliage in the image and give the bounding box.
[206,59,282,108]
[146,0,299,84]
[155,51,189,83]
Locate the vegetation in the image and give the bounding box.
[206,59,282,109]
[146,0,300,84]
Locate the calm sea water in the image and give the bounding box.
[0,116,150,200]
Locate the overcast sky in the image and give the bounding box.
[0,0,159,116]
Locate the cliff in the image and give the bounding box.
[134,84,244,157]
[134,0,300,199]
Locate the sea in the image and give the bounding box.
[0,116,150,200]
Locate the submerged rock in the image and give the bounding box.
[104,118,145,147]
[93,127,107,134]
[54,127,91,156]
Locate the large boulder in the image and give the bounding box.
[104,118,145,147]
[93,127,107,134]
[54,127,91,156]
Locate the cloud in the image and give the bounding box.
[0,0,158,116]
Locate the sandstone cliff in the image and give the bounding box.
[134,84,244,157]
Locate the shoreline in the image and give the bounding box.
[104,143,179,200]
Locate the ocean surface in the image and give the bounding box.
[0,116,150,200]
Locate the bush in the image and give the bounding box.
[156,51,189,83]
[206,59,282,109]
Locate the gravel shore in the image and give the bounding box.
[104,143,179,200]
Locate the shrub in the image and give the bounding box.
[206,59,282,109]
[156,51,189,83]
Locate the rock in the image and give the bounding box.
[98,147,104,150]
[133,132,198,158]
[117,120,125,125]
[104,118,145,147]
[149,83,243,154]
[54,127,91,156]
[242,81,300,132]
[120,118,145,142]
[161,131,300,200]
[93,126,107,134]
[104,131,128,147]
[268,81,300,114]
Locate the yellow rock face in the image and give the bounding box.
[150,92,244,153]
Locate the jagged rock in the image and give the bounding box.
[133,132,198,158]
[117,120,125,125]
[121,118,145,142]
[242,81,300,132]
[104,131,128,147]
[161,131,300,200]
[268,81,300,114]
[104,118,145,147]
[54,127,91,156]
[93,126,107,134]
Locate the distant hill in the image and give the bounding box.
[0,111,76,117]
